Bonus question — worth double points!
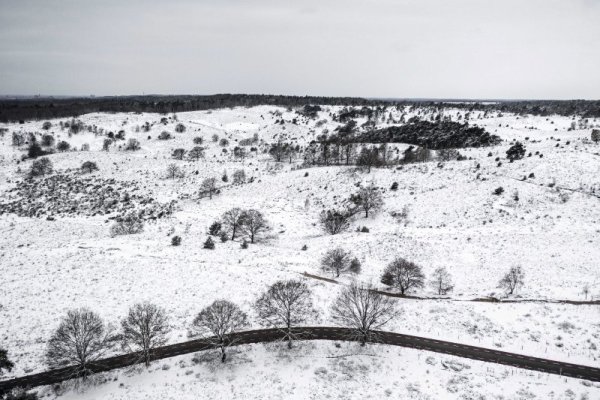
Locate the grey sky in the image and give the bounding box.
[0,0,598,99]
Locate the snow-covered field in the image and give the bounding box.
[1,105,599,398]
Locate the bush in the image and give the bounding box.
[390,182,398,191]
[175,123,186,133]
[233,169,246,184]
[220,231,229,242]
[125,138,141,151]
[320,209,352,235]
[241,239,249,249]
[193,136,203,145]
[172,148,186,160]
[506,142,526,161]
[203,237,215,249]
[81,161,99,174]
[301,244,308,251]
[27,142,47,159]
[41,134,55,147]
[219,138,230,147]
[29,157,53,177]
[110,213,144,236]
[222,171,228,183]
[4,388,39,400]
[493,187,504,195]
[158,131,172,140]
[171,236,181,246]
[56,140,71,152]
[208,221,222,236]
[42,121,52,130]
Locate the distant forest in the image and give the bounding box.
[0,94,599,122]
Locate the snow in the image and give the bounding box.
[1,105,599,398]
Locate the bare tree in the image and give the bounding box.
[321,248,360,277]
[200,177,218,199]
[46,308,113,377]
[0,347,14,375]
[192,300,249,362]
[120,302,170,367]
[188,146,205,161]
[254,280,313,348]
[222,208,245,240]
[498,266,524,295]
[430,267,454,295]
[350,184,383,218]
[331,282,399,346]
[381,257,425,296]
[241,209,269,243]
[166,163,182,179]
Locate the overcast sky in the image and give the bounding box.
[0,0,598,99]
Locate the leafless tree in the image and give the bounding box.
[12,132,25,147]
[166,163,182,179]
[350,184,383,218]
[192,300,249,362]
[254,280,313,348]
[200,177,218,199]
[102,138,112,151]
[125,138,140,151]
[120,302,170,367]
[232,169,246,184]
[46,308,114,377]
[188,146,205,161]
[222,208,245,240]
[321,248,359,277]
[381,257,425,296]
[241,209,269,243]
[430,267,454,295]
[498,266,524,295]
[331,282,399,346]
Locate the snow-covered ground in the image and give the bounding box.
[1,105,599,398]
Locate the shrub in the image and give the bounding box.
[222,171,228,183]
[41,134,55,147]
[301,244,308,251]
[29,157,53,177]
[220,231,229,242]
[102,138,112,151]
[171,236,181,246]
[56,140,71,152]
[27,142,47,159]
[203,237,215,249]
[42,121,52,130]
[172,148,186,160]
[506,142,526,161]
[193,136,203,145]
[493,187,504,195]
[208,221,222,236]
[390,182,398,191]
[110,213,144,236]
[158,131,172,140]
[219,138,229,147]
[212,134,219,142]
[81,161,99,174]
[175,123,186,133]
[233,169,246,184]
[125,138,141,151]
[320,209,352,235]
[241,239,249,249]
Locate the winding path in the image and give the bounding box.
[1,327,599,393]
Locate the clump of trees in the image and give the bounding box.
[220,208,270,243]
[188,146,204,161]
[381,257,425,296]
[192,300,248,362]
[331,282,399,345]
[321,248,361,277]
[110,213,144,236]
[498,266,524,295]
[254,280,314,348]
